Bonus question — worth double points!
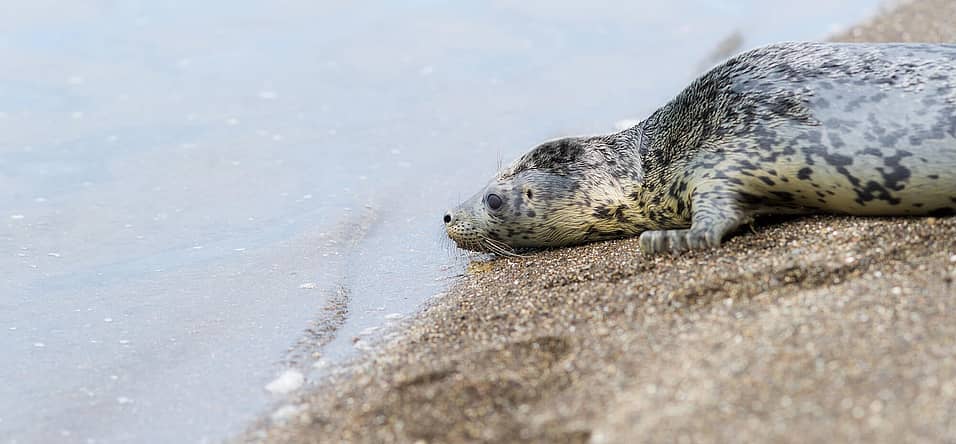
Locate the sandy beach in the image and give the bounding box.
[243,1,956,442]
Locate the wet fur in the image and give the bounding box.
[445,42,956,254]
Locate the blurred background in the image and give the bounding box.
[0,0,883,442]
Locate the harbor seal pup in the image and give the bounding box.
[443,42,956,255]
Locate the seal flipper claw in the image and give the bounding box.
[638,227,721,255]
[639,229,692,255]
[639,230,667,255]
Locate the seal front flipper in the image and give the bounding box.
[639,183,751,255]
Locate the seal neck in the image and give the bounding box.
[612,122,692,230]
[606,125,645,183]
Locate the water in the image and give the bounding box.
[1,1,882,442]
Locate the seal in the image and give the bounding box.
[443,42,956,255]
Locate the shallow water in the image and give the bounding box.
[1,1,882,442]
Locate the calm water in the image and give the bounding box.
[1,1,881,442]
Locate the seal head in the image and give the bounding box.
[443,136,645,253]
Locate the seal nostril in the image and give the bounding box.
[443,214,452,224]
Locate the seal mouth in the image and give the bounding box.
[444,206,518,257]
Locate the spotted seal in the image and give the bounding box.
[443,42,956,255]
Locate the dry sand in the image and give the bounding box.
[242,1,956,442]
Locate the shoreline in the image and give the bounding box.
[243,1,956,442]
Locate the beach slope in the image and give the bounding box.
[244,1,956,442]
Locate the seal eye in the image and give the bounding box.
[486,193,503,210]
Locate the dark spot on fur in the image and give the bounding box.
[929,208,956,217]
[770,191,795,201]
[721,176,744,185]
[875,150,912,192]
[738,192,765,205]
[613,206,629,223]
[593,206,612,220]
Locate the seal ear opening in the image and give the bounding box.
[526,189,533,199]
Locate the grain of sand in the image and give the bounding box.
[242,1,956,442]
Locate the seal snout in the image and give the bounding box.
[443,204,483,251]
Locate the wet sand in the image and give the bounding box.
[242,1,956,442]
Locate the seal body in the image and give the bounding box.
[444,42,956,255]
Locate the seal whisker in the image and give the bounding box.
[481,236,525,258]
[437,226,456,256]
[462,239,486,254]
[482,240,514,257]
[477,237,504,255]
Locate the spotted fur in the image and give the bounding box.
[444,42,956,255]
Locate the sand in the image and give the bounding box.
[241,1,956,442]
